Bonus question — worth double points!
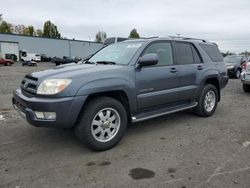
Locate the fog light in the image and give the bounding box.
[34,111,45,119]
[34,111,56,120]
[44,112,56,120]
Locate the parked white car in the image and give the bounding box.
[20,52,41,62]
[241,61,250,92]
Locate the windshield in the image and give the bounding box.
[224,56,242,64]
[88,42,143,65]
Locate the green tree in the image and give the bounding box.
[36,29,43,37]
[21,25,35,36]
[129,28,140,39]
[43,20,61,38]
[0,21,12,33]
[95,31,107,43]
[26,26,34,36]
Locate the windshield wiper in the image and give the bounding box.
[96,61,116,65]
[84,61,96,64]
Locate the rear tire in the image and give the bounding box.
[243,84,250,92]
[194,84,218,117]
[75,97,127,151]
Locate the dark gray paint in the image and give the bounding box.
[13,38,228,128]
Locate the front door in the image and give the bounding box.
[135,41,180,110]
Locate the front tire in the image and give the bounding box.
[75,97,127,151]
[194,84,218,117]
[243,84,250,92]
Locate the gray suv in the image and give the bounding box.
[13,37,228,151]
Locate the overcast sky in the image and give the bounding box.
[1,0,250,53]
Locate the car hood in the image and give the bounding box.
[225,62,237,66]
[27,63,133,97]
[29,63,129,81]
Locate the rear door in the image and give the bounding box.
[173,42,203,100]
[135,41,180,110]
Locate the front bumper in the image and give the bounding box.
[12,89,87,128]
[227,68,235,76]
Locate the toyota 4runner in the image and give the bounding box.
[13,37,228,151]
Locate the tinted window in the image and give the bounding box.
[242,56,247,62]
[103,38,116,45]
[191,45,202,63]
[200,44,223,62]
[142,42,173,66]
[224,55,242,64]
[117,38,128,42]
[175,42,194,64]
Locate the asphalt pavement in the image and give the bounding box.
[1,63,250,188]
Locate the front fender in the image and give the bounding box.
[76,78,137,113]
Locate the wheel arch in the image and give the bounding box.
[203,77,220,101]
[75,90,132,126]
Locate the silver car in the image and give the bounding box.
[241,61,250,92]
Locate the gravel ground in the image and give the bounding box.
[0,62,250,188]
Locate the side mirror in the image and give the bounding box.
[137,53,158,68]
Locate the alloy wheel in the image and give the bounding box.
[91,108,121,142]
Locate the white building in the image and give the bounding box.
[0,33,103,61]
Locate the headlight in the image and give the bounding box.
[227,65,234,69]
[37,79,72,95]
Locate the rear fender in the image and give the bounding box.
[194,70,221,101]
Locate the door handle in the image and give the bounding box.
[197,65,203,70]
[170,67,177,73]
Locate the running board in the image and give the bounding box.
[131,102,198,123]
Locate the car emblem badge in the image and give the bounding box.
[24,82,28,89]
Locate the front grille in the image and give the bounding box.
[21,75,38,96]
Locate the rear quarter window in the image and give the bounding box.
[200,44,223,62]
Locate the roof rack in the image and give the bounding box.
[140,36,159,39]
[168,36,207,43]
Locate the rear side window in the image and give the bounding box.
[142,42,173,66]
[175,42,194,64]
[200,44,223,62]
